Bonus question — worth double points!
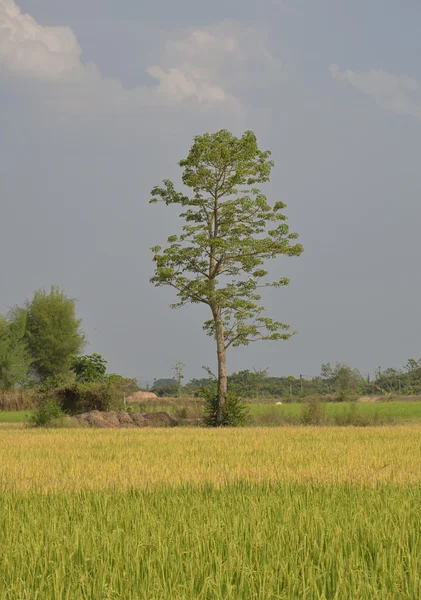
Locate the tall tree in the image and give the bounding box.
[25,286,86,382]
[150,130,303,425]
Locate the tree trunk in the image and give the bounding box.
[214,309,227,426]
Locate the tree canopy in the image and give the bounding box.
[150,129,303,424]
[25,286,86,383]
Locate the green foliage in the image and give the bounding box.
[52,383,116,415]
[150,129,302,347]
[364,360,421,396]
[106,373,138,396]
[202,385,249,427]
[172,361,185,396]
[319,362,363,400]
[30,399,64,427]
[153,383,178,397]
[25,286,86,382]
[2,484,421,599]
[150,129,302,424]
[70,353,107,383]
[0,308,30,389]
[301,396,325,425]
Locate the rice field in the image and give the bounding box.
[0,427,421,598]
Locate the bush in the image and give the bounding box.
[202,387,248,427]
[30,399,64,427]
[50,383,117,415]
[301,396,325,425]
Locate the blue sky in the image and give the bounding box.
[1,0,421,383]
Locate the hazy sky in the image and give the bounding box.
[1,0,421,383]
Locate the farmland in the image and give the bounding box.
[1,426,421,598]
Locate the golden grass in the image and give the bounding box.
[2,426,421,598]
[1,425,421,491]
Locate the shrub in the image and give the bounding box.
[51,383,117,415]
[202,387,248,427]
[301,396,325,425]
[30,399,64,427]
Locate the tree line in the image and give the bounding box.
[0,286,133,391]
[152,360,421,400]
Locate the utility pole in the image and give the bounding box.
[300,374,303,396]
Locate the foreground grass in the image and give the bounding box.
[1,484,421,599]
[1,427,421,598]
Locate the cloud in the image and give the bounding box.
[0,0,83,80]
[151,23,283,101]
[330,64,421,122]
[147,65,227,105]
[0,1,276,114]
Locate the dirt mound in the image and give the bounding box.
[75,410,177,428]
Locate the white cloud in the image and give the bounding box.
[0,0,83,80]
[0,1,277,115]
[330,64,421,122]
[150,23,283,103]
[147,65,227,105]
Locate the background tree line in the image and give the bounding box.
[152,360,421,400]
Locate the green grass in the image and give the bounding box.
[248,401,421,422]
[2,401,421,428]
[2,427,421,597]
[0,411,33,423]
[0,484,420,599]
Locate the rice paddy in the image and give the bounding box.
[1,426,421,598]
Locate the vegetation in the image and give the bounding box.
[0,308,30,389]
[70,353,107,383]
[150,130,302,424]
[1,484,420,599]
[202,386,248,427]
[48,382,119,415]
[25,286,86,383]
[1,427,421,597]
[30,399,64,427]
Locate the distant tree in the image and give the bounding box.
[0,308,30,389]
[405,358,421,372]
[70,353,107,383]
[24,286,86,382]
[172,361,185,397]
[150,129,302,425]
[332,362,362,401]
[153,383,179,397]
[250,368,269,399]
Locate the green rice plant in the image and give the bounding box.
[0,484,420,599]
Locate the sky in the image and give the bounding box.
[1,0,421,384]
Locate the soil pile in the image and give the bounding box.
[75,410,177,428]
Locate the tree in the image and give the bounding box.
[0,308,30,389]
[331,362,362,401]
[405,358,421,372]
[25,286,86,382]
[70,353,107,383]
[172,361,185,397]
[250,368,269,399]
[150,129,303,425]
